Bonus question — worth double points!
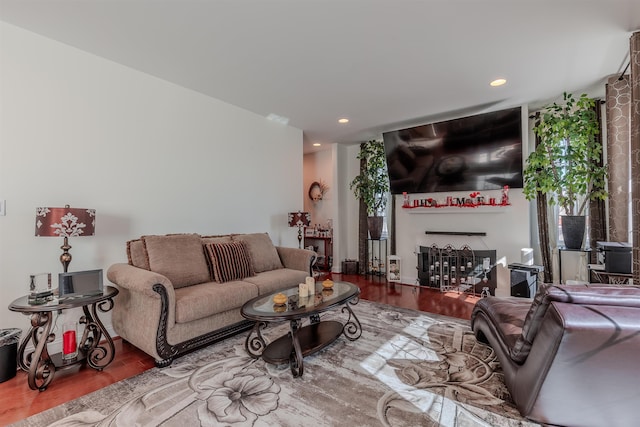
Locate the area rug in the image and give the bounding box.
[14,300,540,427]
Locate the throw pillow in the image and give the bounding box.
[232,233,283,273]
[142,234,210,288]
[205,241,255,283]
[127,238,150,270]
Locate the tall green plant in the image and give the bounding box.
[349,140,390,216]
[523,92,607,216]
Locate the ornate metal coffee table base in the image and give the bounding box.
[242,284,361,377]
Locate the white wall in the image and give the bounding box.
[0,23,304,345]
[341,144,362,261]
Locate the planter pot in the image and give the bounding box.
[561,215,585,249]
[367,216,384,240]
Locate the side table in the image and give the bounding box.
[367,238,387,276]
[558,247,591,284]
[8,286,118,391]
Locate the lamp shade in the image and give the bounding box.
[288,211,310,228]
[35,206,96,237]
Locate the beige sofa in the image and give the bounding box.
[107,232,315,367]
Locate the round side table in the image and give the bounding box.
[8,286,118,391]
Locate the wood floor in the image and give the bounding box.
[0,273,479,425]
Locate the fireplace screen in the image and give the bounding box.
[417,245,496,295]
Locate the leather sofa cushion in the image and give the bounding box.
[174,280,258,324]
[510,283,551,363]
[232,233,283,273]
[142,234,210,288]
[473,296,530,353]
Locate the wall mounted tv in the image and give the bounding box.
[383,107,523,194]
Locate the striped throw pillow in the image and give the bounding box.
[205,241,255,283]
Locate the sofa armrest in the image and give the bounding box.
[106,263,178,361]
[276,246,316,274]
[511,301,640,426]
[107,263,175,299]
[546,283,640,306]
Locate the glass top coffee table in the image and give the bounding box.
[240,280,361,377]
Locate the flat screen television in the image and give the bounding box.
[383,107,523,194]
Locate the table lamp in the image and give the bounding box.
[288,211,310,249]
[35,205,96,272]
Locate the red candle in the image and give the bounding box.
[63,330,76,355]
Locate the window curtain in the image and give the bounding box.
[357,143,368,274]
[588,101,606,263]
[631,31,640,285]
[605,74,631,243]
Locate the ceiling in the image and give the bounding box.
[1,0,639,153]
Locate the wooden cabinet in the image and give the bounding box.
[304,236,333,271]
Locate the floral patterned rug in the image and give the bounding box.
[15,300,540,427]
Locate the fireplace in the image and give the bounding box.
[417,245,497,296]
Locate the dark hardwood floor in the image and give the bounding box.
[0,273,479,425]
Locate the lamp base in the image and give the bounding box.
[60,237,72,273]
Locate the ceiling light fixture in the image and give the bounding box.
[490,78,507,87]
[313,143,321,147]
[338,118,349,124]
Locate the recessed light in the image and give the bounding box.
[338,118,349,124]
[313,143,321,147]
[490,78,507,87]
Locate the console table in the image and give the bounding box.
[8,286,118,391]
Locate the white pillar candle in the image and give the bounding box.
[299,283,309,297]
[305,276,315,294]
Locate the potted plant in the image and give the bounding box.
[349,140,390,239]
[523,92,607,249]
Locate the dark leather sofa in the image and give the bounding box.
[471,283,640,427]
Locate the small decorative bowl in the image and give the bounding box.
[322,280,334,289]
[272,293,287,305]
